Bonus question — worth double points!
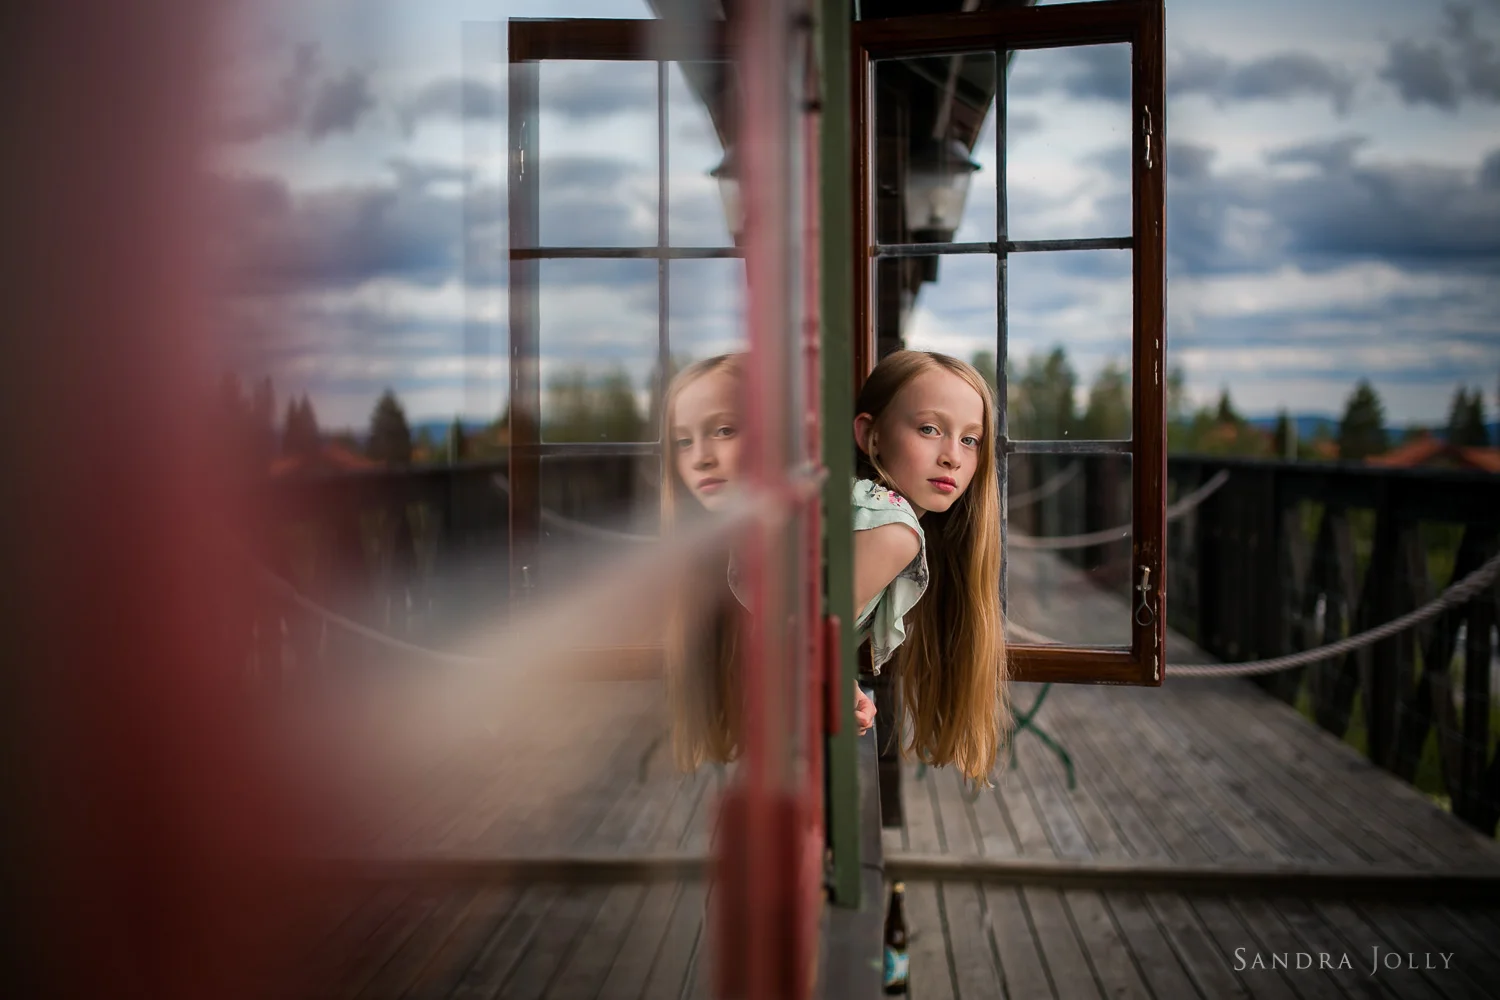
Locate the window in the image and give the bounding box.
[853,0,1167,684]
[504,19,744,597]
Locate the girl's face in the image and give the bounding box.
[855,367,986,517]
[672,369,742,511]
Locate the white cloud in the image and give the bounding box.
[1169,261,1477,331]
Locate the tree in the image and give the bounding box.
[218,371,245,419]
[1272,409,1294,460]
[246,375,277,467]
[1445,385,1489,447]
[1337,380,1388,461]
[969,350,999,396]
[543,365,644,443]
[367,388,413,465]
[1079,360,1130,439]
[447,417,468,464]
[1214,388,1240,426]
[282,394,321,457]
[1014,347,1078,440]
[250,376,275,437]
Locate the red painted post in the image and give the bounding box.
[0,4,321,997]
[711,3,826,999]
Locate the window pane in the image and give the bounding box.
[1006,453,1132,648]
[882,253,998,372]
[538,259,656,442]
[539,453,657,550]
[1006,43,1131,242]
[873,52,997,245]
[670,257,746,360]
[1005,249,1131,440]
[669,61,738,247]
[538,61,658,247]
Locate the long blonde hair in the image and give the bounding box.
[856,350,1011,782]
[660,355,744,770]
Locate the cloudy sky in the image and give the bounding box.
[214,0,1500,430]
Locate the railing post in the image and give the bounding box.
[1456,529,1498,831]
[1364,493,1401,771]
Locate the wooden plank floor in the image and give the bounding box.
[302,546,1500,997]
[300,673,721,999]
[883,678,1500,999]
[888,881,1500,1000]
[884,679,1500,873]
[885,549,1500,998]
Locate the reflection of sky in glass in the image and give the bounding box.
[1008,249,1132,391]
[1007,44,1131,242]
[904,249,1132,415]
[538,61,659,247]
[903,254,997,364]
[668,63,734,248]
[670,258,745,361]
[953,103,998,245]
[538,258,657,437]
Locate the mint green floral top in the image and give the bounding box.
[852,478,928,674]
[725,478,928,675]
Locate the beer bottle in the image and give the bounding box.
[883,881,909,994]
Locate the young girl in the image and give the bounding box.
[661,354,882,766]
[851,350,1010,782]
[660,355,749,770]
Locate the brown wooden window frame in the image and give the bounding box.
[852,0,1168,686]
[505,18,735,600]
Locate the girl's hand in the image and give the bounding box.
[854,687,876,736]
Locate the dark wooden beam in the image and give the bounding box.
[853,0,1143,54]
[886,855,1500,903]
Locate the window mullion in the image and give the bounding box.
[995,45,1010,620]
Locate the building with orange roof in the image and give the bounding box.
[268,443,383,479]
[1366,433,1500,473]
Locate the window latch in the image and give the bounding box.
[1142,108,1154,171]
[1134,565,1156,628]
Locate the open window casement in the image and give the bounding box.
[852,0,1168,686]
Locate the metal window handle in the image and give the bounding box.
[1142,108,1154,170]
[1134,565,1156,627]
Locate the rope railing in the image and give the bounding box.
[261,468,1500,681]
[253,467,827,670]
[1007,470,1229,551]
[492,462,1096,546]
[1006,462,1080,510]
[490,473,657,544]
[1005,547,1500,677]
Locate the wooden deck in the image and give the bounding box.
[884,678,1500,1000]
[301,678,719,999]
[295,546,1500,998]
[880,546,1500,999]
[298,673,1500,999]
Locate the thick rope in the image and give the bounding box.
[1007,470,1230,551]
[258,568,483,666]
[262,468,1499,681]
[1006,462,1080,510]
[490,473,657,544]
[1005,548,1500,677]
[254,468,826,668]
[494,461,1094,545]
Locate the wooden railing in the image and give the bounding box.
[1167,456,1499,838]
[250,452,1500,838]
[246,453,655,685]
